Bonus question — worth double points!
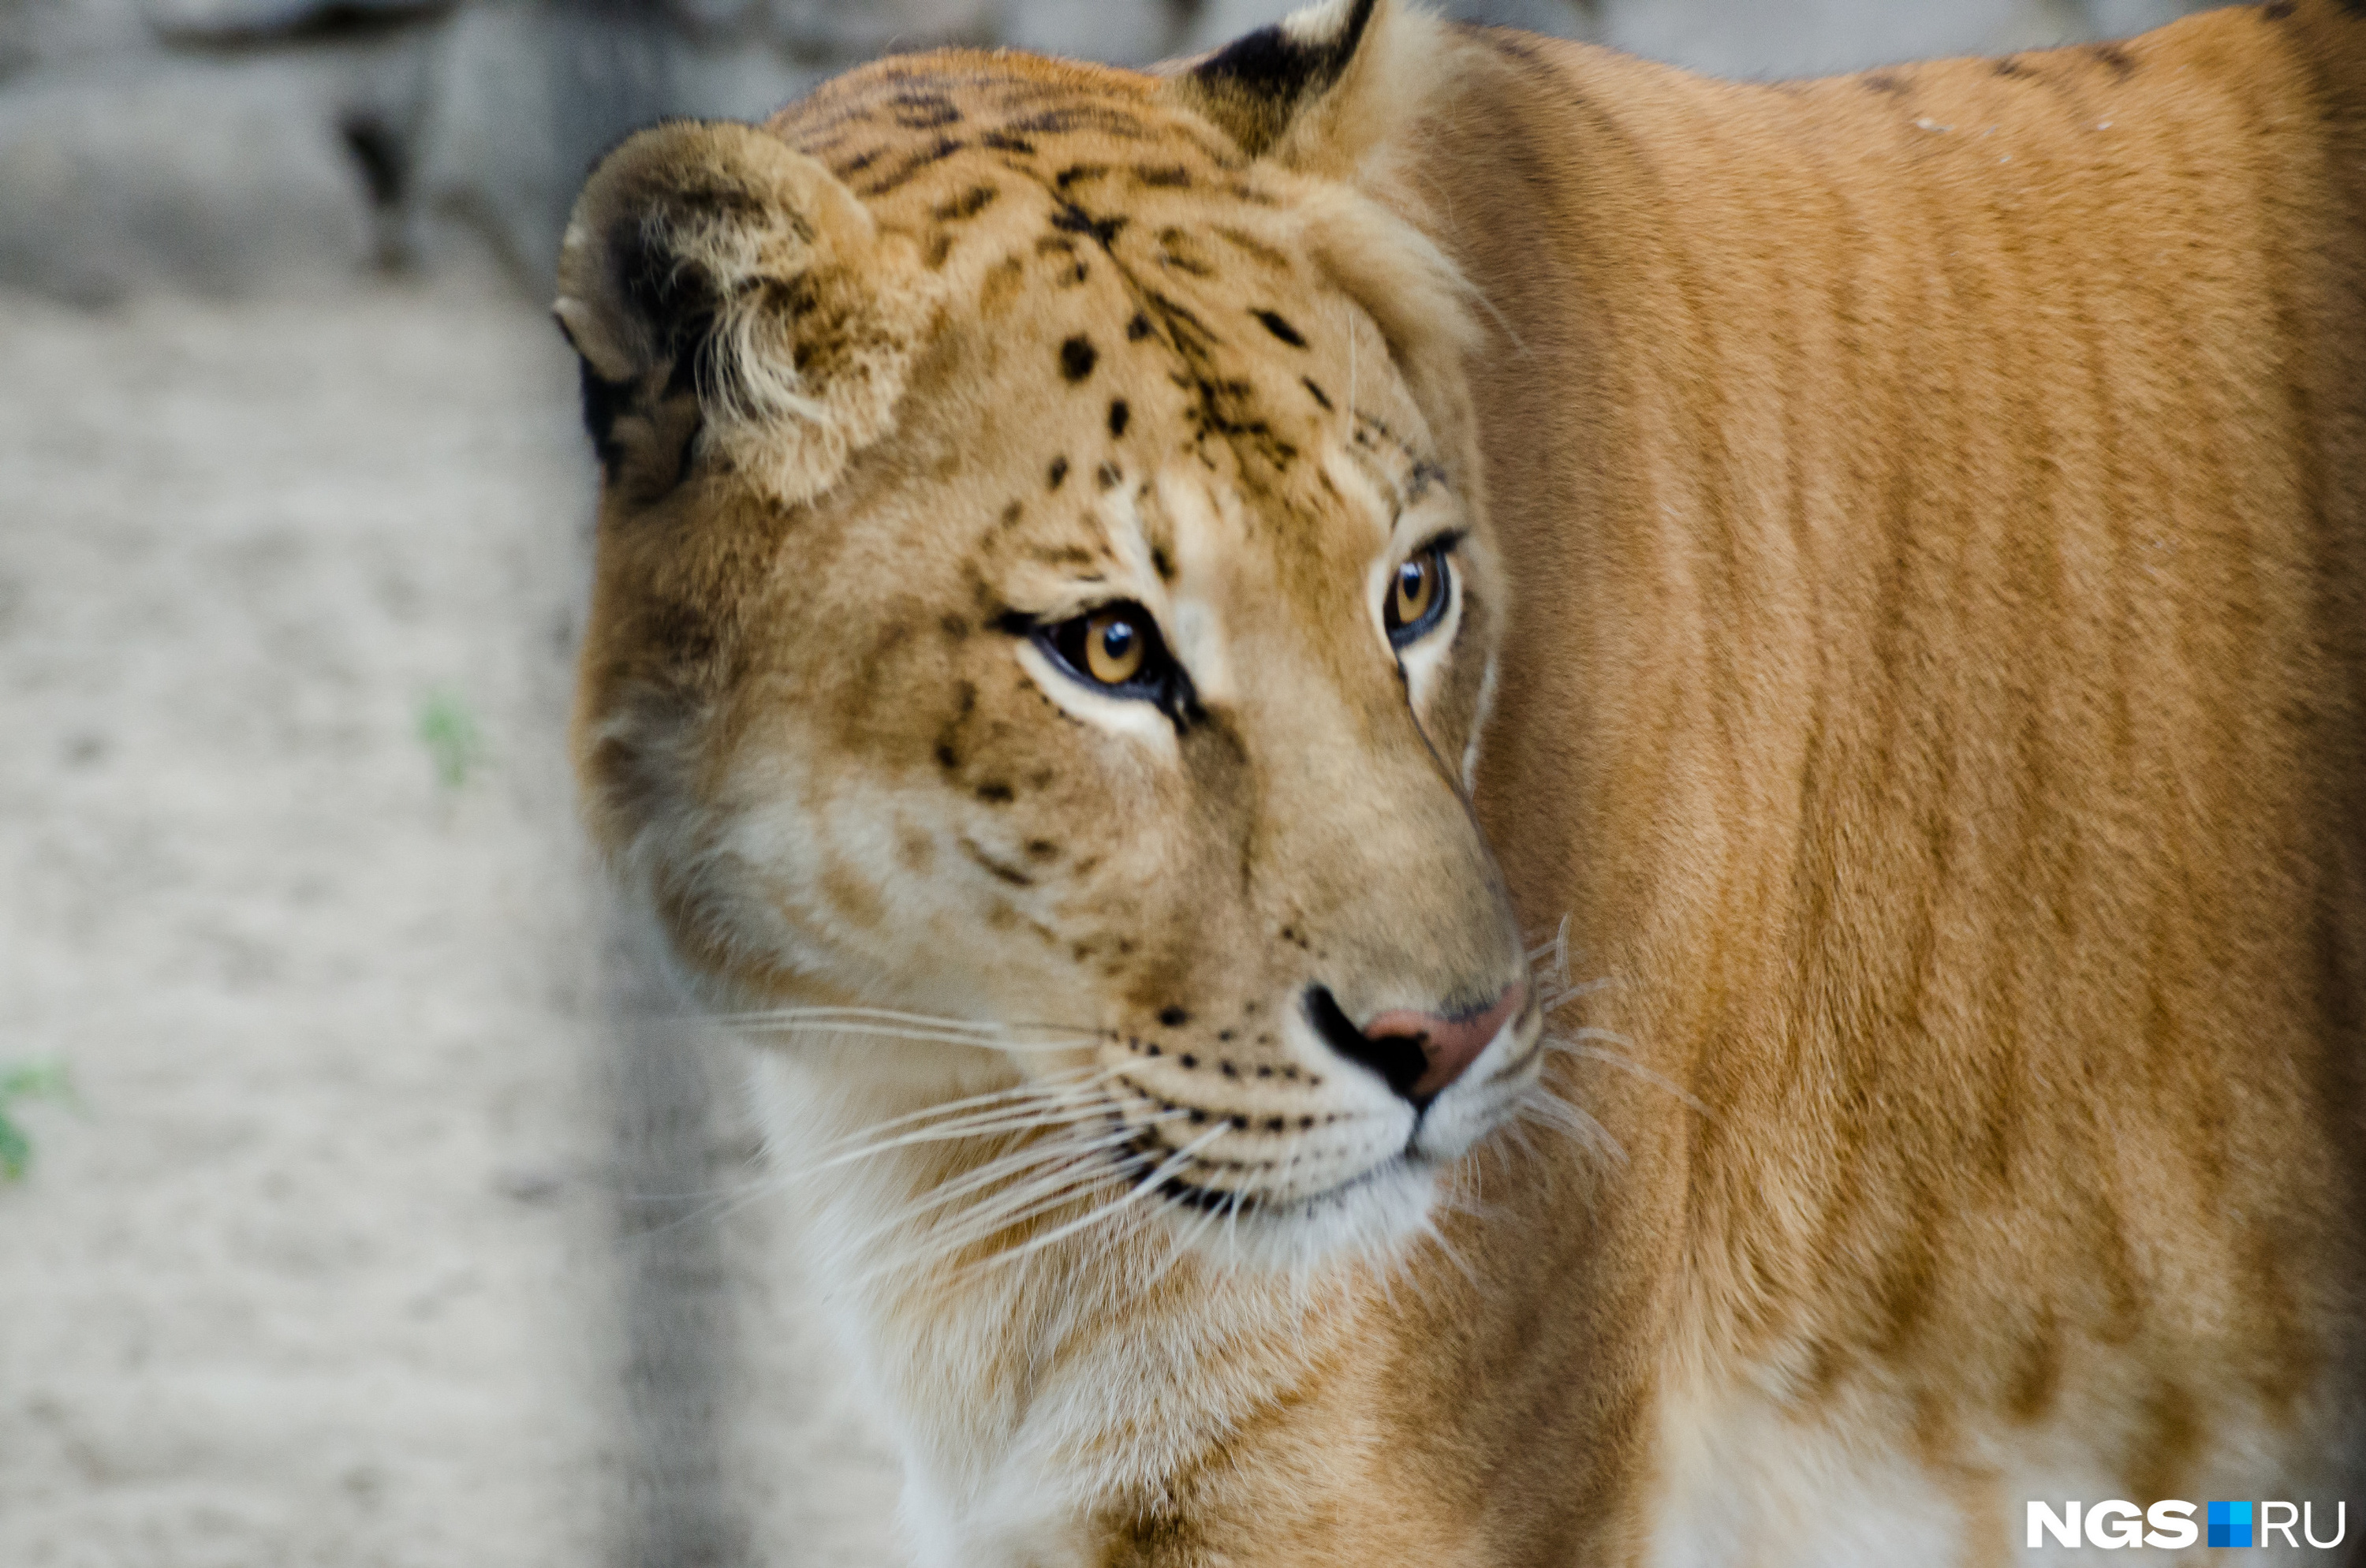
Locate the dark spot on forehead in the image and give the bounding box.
[1055,162,1110,189]
[961,837,1034,885]
[983,255,1025,304]
[1127,312,1154,342]
[1109,399,1130,437]
[1061,336,1099,382]
[890,91,961,129]
[1134,165,1191,188]
[931,184,998,221]
[1253,310,1306,347]
[1006,105,1149,139]
[1155,227,1214,278]
[1047,456,1069,490]
[981,130,1036,154]
[1214,226,1290,270]
[1051,203,1128,249]
[1160,1006,1190,1025]
[999,501,1024,528]
[1302,376,1333,410]
[1151,545,1175,583]
[860,135,965,196]
[1146,290,1218,353]
[1097,461,1122,490]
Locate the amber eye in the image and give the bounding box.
[1385,545,1454,647]
[1084,608,1144,685]
[1036,601,1174,699]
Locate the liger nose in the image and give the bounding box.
[1306,982,1528,1109]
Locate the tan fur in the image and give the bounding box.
[560,2,2366,1562]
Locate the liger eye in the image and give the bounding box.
[1039,603,1170,696]
[1386,544,1454,647]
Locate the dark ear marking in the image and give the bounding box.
[562,218,729,496]
[578,361,633,478]
[1181,0,1381,158]
[1196,0,1379,106]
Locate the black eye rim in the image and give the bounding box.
[999,600,1201,722]
[1386,534,1462,648]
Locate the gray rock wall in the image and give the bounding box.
[0,0,2226,304]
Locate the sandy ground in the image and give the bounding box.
[0,281,899,1566]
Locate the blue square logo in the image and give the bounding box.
[2209,1501,2255,1549]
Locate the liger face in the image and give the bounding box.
[565,77,1542,1260]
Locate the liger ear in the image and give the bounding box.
[1163,0,1440,176]
[554,120,942,507]
[1169,0,1483,475]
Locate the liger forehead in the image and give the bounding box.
[775,54,1439,577]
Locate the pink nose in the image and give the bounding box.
[1361,983,1527,1102]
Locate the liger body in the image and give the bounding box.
[558,2,2366,1561]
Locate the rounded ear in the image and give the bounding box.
[553,120,943,507]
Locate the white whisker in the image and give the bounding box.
[842,1116,1174,1267]
[724,1018,1102,1054]
[800,1067,1110,1155]
[1544,1030,1714,1120]
[1518,1088,1627,1166]
[955,1124,1230,1280]
[796,1100,1119,1174]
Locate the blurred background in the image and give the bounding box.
[0,0,2222,1565]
